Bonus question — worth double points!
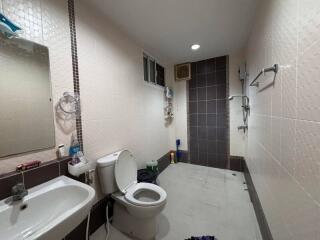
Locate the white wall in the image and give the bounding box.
[0,0,75,174]
[229,52,246,157]
[0,0,242,173]
[75,0,172,170]
[167,77,188,151]
[0,0,174,177]
[245,0,320,239]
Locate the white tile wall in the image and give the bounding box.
[75,0,171,171]
[169,77,188,151]
[246,0,320,239]
[297,40,320,121]
[2,0,43,43]
[0,0,74,174]
[0,0,173,178]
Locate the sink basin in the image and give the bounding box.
[0,176,96,240]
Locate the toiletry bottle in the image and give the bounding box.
[57,144,66,158]
[170,151,175,164]
[69,133,80,156]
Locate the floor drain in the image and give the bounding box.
[20,204,28,211]
[232,173,236,176]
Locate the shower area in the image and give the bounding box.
[187,56,229,169]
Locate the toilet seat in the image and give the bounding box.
[125,182,167,207]
[114,150,167,208]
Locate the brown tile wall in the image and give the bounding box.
[229,155,245,172]
[0,157,72,200]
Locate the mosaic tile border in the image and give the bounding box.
[68,0,84,151]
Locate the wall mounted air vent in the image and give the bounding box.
[175,63,191,81]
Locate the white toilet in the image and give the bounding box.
[97,150,167,240]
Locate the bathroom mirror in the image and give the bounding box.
[0,34,55,157]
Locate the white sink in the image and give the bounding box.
[0,176,96,240]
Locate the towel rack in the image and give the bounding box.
[250,64,279,87]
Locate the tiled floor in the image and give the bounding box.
[91,163,262,240]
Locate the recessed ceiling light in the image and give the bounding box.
[191,44,200,51]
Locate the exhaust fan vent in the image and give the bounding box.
[175,63,191,81]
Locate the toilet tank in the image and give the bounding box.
[97,151,121,195]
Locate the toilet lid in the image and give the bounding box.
[114,150,137,193]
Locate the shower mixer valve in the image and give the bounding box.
[238,125,248,133]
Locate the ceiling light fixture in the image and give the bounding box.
[191,44,200,51]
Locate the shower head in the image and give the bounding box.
[228,95,250,107]
[228,95,247,101]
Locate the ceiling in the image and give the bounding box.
[88,0,260,64]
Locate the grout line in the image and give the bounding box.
[294,0,300,182]
[58,161,61,176]
[22,172,25,185]
[251,112,320,125]
[255,139,320,208]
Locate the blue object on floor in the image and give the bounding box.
[185,236,216,240]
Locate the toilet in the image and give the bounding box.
[97,150,167,240]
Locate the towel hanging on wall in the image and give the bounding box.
[0,12,22,38]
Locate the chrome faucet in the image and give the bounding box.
[11,183,28,202]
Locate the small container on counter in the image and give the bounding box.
[16,160,41,172]
[57,144,66,158]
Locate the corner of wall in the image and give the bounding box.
[166,65,188,151]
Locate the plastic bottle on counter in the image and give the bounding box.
[69,133,80,156]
